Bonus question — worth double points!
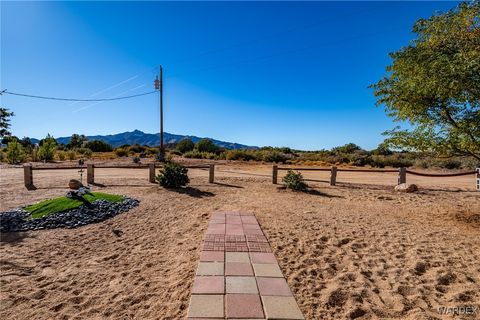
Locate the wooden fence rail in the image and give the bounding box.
[23,163,215,189]
[273,165,479,190]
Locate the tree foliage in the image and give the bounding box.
[156,161,190,188]
[195,138,219,153]
[176,138,195,153]
[38,134,57,161]
[85,140,113,152]
[371,1,480,160]
[0,107,14,139]
[6,139,25,164]
[67,134,88,149]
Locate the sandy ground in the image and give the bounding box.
[0,163,479,320]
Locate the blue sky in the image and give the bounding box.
[1,1,458,150]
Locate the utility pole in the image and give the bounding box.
[154,65,165,160]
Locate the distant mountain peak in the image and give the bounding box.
[53,130,257,150]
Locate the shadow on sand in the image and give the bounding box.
[212,182,243,189]
[166,186,215,198]
[0,232,36,245]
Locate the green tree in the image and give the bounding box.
[195,138,219,153]
[6,139,25,164]
[66,134,88,149]
[176,138,195,153]
[85,140,113,152]
[0,107,14,139]
[371,1,480,160]
[38,134,57,161]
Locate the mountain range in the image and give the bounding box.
[33,130,257,150]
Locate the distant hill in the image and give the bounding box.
[49,130,257,150]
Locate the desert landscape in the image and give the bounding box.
[1,162,479,319]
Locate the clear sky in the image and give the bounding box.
[1,1,459,150]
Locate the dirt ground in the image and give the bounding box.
[0,162,479,320]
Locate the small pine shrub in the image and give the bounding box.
[156,161,189,188]
[282,170,307,191]
[132,156,141,164]
[38,135,57,161]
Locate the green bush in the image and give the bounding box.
[169,149,182,156]
[282,170,307,191]
[132,156,141,164]
[38,134,57,161]
[156,161,190,188]
[183,150,217,159]
[85,140,113,152]
[115,148,128,157]
[128,144,146,153]
[437,159,462,169]
[262,150,288,163]
[195,138,219,153]
[176,138,195,153]
[6,139,26,164]
[226,150,258,161]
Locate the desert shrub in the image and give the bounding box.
[437,159,462,169]
[115,148,128,157]
[282,170,307,191]
[67,150,76,160]
[195,138,219,153]
[132,156,141,164]
[176,138,195,153]
[169,149,182,156]
[370,155,413,168]
[262,150,288,163]
[156,161,189,188]
[144,147,158,155]
[56,151,66,161]
[38,134,57,161]
[6,139,26,164]
[0,150,4,162]
[85,140,113,152]
[226,149,258,161]
[183,150,217,159]
[128,144,146,153]
[83,149,93,159]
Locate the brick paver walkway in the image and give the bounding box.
[188,212,304,319]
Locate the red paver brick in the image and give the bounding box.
[204,234,225,242]
[239,212,255,216]
[256,277,292,296]
[225,242,248,252]
[249,252,277,264]
[247,242,272,253]
[192,276,224,294]
[203,241,225,251]
[226,225,245,235]
[226,294,264,318]
[244,229,263,235]
[246,234,268,243]
[225,262,254,276]
[200,251,224,262]
[225,235,246,242]
[241,216,258,224]
[225,212,240,216]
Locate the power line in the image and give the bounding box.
[0,89,157,102]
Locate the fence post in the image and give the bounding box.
[87,164,95,184]
[272,165,278,184]
[24,164,33,189]
[209,164,215,183]
[476,168,479,191]
[330,166,337,186]
[398,167,406,185]
[149,163,156,183]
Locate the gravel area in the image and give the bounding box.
[0,198,139,232]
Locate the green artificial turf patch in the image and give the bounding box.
[25,192,124,219]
